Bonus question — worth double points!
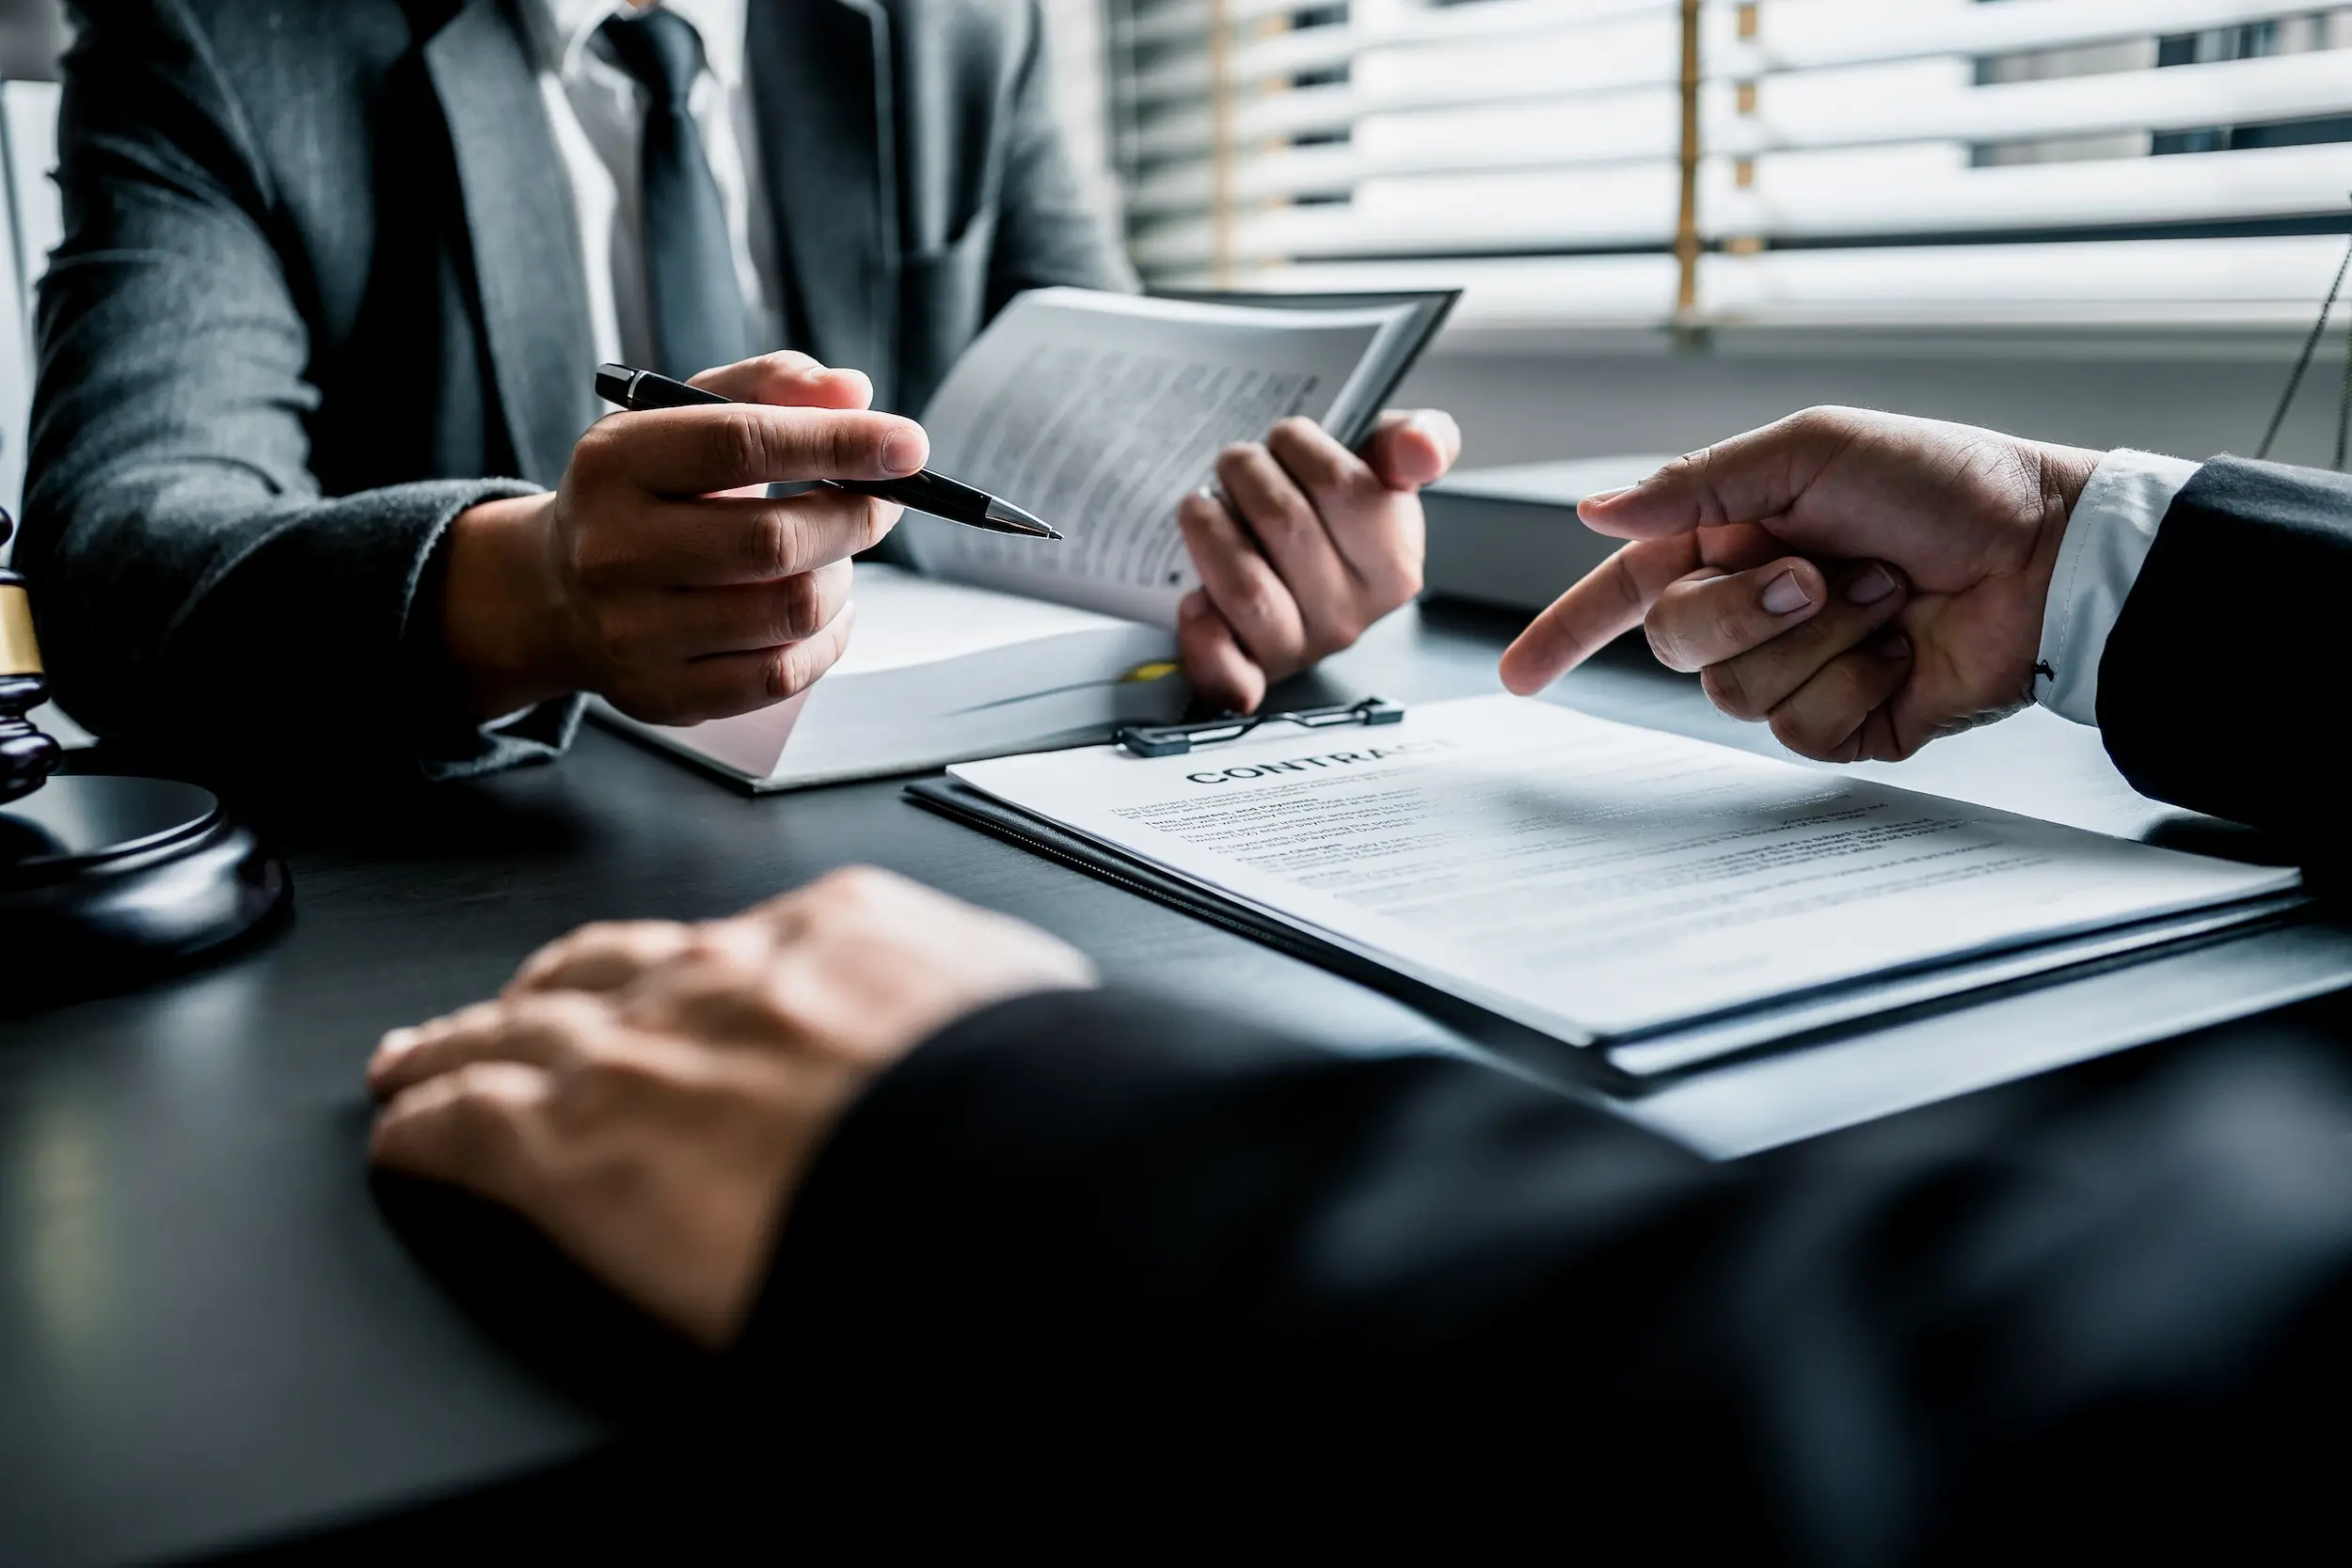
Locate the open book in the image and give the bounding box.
[600,286,1456,791]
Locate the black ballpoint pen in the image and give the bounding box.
[594,363,1060,540]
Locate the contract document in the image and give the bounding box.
[950,695,2303,1053]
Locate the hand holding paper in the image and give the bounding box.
[1499,407,2103,763]
[1178,407,1462,712]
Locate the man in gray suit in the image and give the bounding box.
[14,0,1457,776]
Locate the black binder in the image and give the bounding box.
[905,775,2315,1103]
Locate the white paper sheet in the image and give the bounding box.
[899,288,1417,625]
[951,695,2301,1043]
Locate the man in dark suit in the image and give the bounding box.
[13,0,1455,776]
[364,410,2352,1554]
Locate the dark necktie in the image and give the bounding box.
[598,8,752,379]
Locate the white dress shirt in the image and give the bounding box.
[2033,450,2203,728]
[523,0,785,371]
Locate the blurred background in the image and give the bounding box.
[5,0,2352,473]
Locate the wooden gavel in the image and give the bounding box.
[0,508,62,805]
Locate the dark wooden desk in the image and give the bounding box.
[0,604,2333,1565]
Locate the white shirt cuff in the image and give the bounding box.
[2033,450,2201,727]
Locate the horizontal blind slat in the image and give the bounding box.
[1735,0,2333,71]
[1718,47,2352,153]
[1703,235,2352,323]
[1711,140,2352,239]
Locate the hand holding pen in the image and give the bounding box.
[441,353,963,727]
[598,363,1058,539]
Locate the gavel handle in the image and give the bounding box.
[0,564,61,805]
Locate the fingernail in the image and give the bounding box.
[1760,570,1813,615]
[1848,563,1898,605]
[882,427,927,475]
[1581,486,1633,507]
[1877,630,1912,658]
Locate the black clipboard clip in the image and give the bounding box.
[1114,696,1404,758]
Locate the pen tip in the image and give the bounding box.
[986,497,1059,540]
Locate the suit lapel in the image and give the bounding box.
[422,0,597,485]
[748,0,900,404]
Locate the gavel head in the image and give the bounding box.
[1,507,61,805]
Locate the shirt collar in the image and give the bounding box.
[526,0,749,88]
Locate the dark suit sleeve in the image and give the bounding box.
[2098,456,2352,840]
[983,0,1136,307]
[15,1,573,780]
[737,988,2352,1556]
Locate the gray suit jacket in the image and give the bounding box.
[17,0,1132,775]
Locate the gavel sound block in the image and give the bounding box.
[1,523,288,998]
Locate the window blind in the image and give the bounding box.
[1106,0,2352,329]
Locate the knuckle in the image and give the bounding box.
[1660,449,1708,486]
[775,572,823,641]
[764,647,803,703]
[707,409,771,485]
[766,632,840,702]
[819,864,898,905]
[502,992,590,1043]
[1381,547,1425,607]
[1231,571,1289,634]
[572,421,625,481]
[1701,662,1756,720]
[1767,705,1832,760]
[761,349,821,382]
[1787,405,1857,445]
[552,1052,639,1129]
[829,417,880,475]
[582,598,634,657]
[567,529,628,591]
[748,510,807,578]
[1293,443,1352,494]
[444,1066,525,1162]
[1254,485,1317,542]
[1646,610,1700,673]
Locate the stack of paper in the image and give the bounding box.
[950,695,2303,1069]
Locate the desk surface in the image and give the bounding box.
[0,603,2314,1566]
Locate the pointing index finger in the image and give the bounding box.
[1499,534,1702,694]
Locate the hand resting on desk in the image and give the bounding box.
[367,868,1095,1346]
[1498,406,2101,763]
